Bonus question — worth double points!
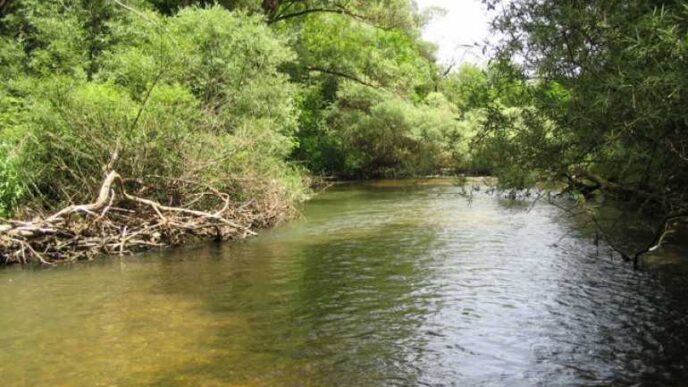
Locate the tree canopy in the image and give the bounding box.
[477,0,688,264]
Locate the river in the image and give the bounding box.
[1,180,687,386]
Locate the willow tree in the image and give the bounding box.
[482,0,688,265]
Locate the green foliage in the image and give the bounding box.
[0,74,40,216]
[146,0,260,15]
[0,93,27,217]
[0,0,491,218]
[289,83,346,173]
[0,0,128,78]
[281,5,447,177]
[286,12,435,93]
[25,80,200,203]
[324,85,466,177]
[102,6,298,137]
[1,4,306,216]
[441,64,490,113]
[482,0,688,215]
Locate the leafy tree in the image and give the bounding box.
[482,0,688,263]
[277,3,441,177]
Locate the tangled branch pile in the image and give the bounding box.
[0,170,291,264]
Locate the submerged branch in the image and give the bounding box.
[630,211,688,269]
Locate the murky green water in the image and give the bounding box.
[1,180,688,386]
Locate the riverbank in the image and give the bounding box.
[0,168,300,265]
[1,173,494,265]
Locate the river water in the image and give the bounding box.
[1,180,687,386]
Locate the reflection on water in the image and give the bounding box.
[1,180,687,386]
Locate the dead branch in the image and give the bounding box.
[0,169,266,265]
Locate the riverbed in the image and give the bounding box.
[1,180,687,386]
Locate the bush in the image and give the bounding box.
[2,5,307,219]
[321,84,468,177]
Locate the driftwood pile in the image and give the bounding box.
[0,170,278,265]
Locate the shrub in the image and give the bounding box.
[2,6,306,218]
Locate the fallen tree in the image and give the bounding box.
[0,169,278,265]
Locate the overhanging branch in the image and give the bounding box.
[306,66,379,88]
[268,4,373,25]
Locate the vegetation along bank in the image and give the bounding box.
[0,0,686,265]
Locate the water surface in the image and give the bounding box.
[1,180,687,386]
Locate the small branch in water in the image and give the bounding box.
[630,211,688,269]
[549,193,687,269]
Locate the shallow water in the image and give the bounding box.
[1,180,687,386]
